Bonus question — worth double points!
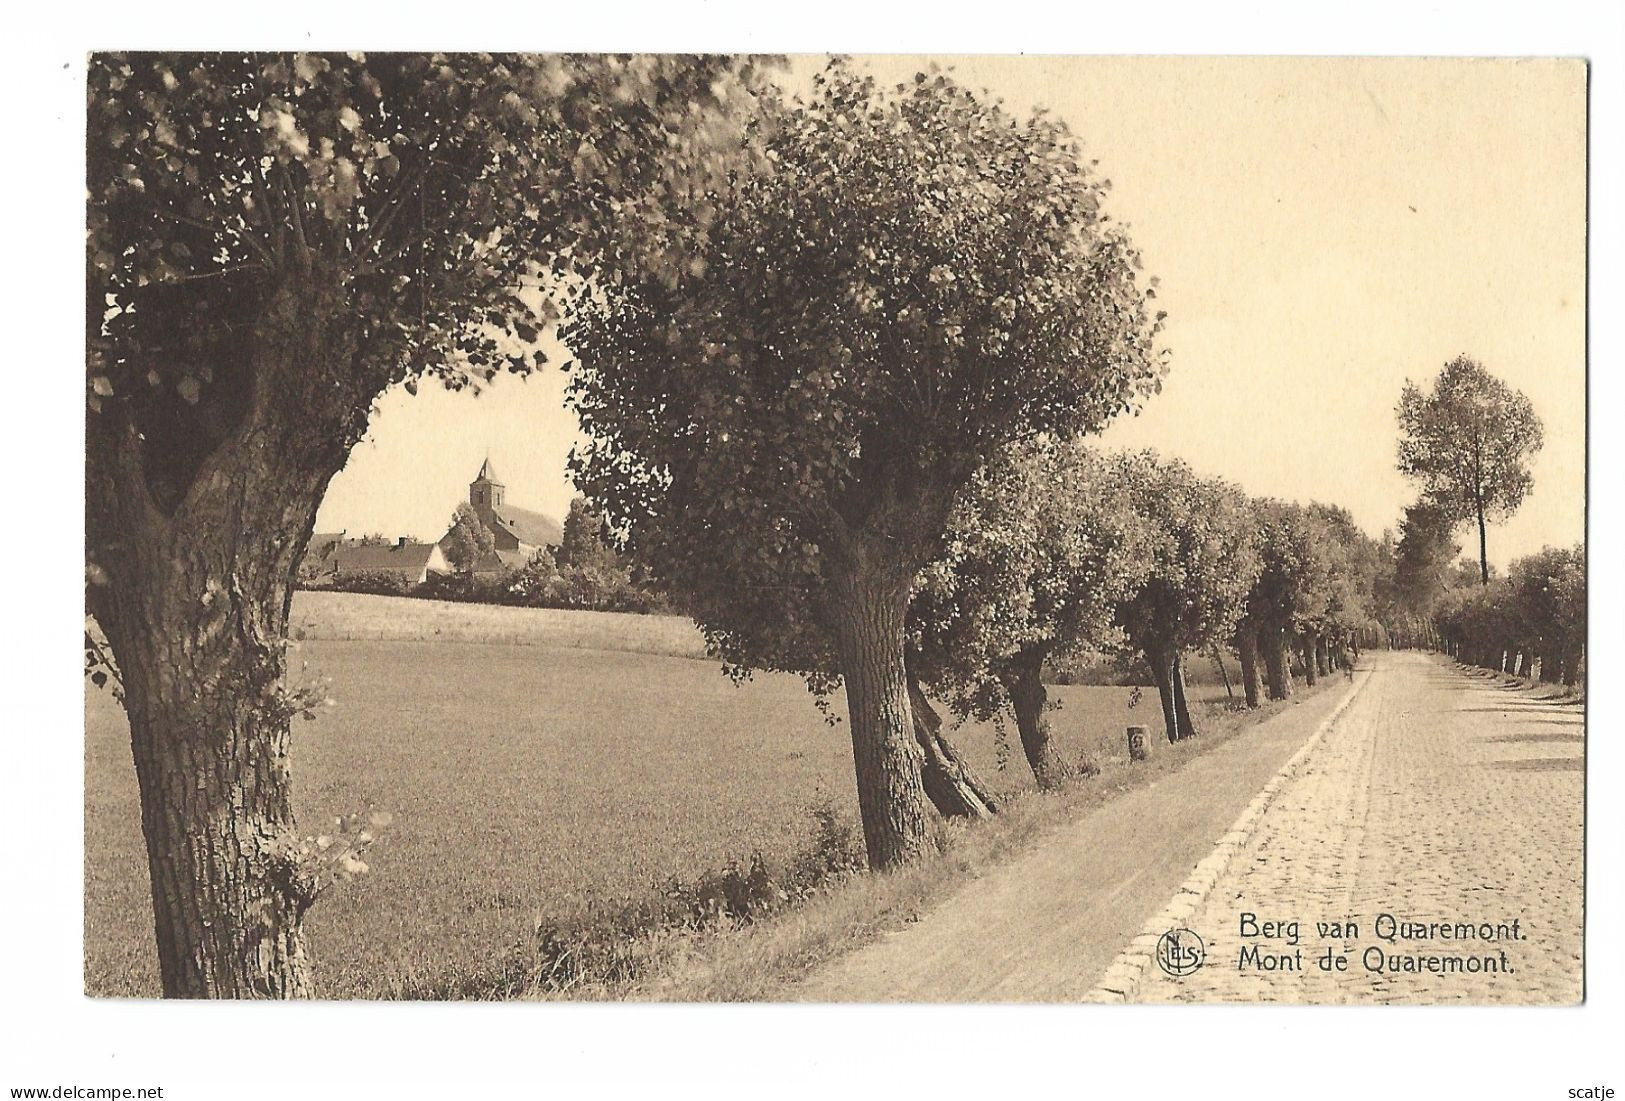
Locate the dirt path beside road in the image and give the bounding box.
[791,658,1365,1002]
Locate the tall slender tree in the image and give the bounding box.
[555,495,621,572]
[1396,356,1543,585]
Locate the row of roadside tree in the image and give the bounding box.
[84,52,1581,999]
[1382,494,1586,685]
[1426,545,1586,685]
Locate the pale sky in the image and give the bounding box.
[315,56,1586,568]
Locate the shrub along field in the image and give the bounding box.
[85,594,1246,999]
[288,590,710,657]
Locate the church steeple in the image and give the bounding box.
[470,456,504,515]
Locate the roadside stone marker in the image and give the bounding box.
[1128,725,1149,762]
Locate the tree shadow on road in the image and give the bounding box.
[1485,757,1584,772]
[1482,732,1585,744]
[1456,707,1584,717]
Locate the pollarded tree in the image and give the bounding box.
[1107,452,1259,741]
[564,62,1166,868]
[1234,500,1337,703]
[1397,356,1544,586]
[911,439,1151,789]
[1304,502,1375,677]
[1508,545,1586,685]
[442,501,496,573]
[1436,579,1521,671]
[85,51,770,998]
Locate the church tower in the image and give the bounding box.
[469,457,505,524]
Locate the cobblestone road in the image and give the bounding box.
[1135,652,1584,1005]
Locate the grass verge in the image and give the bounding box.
[442,678,1340,1002]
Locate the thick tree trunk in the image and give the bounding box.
[1263,628,1294,701]
[1477,505,1490,586]
[1315,636,1331,678]
[1301,634,1319,687]
[1236,626,1263,709]
[906,671,1000,818]
[1148,647,1180,743]
[1562,643,1583,688]
[86,278,365,997]
[826,558,931,870]
[89,451,329,998]
[1171,653,1199,740]
[1002,648,1075,790]
[117,626,313,998]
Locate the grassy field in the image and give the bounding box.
[85,593,1247,999]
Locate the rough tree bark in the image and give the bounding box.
[825,542,931,870]
[906,670,1000,818]
[1171,653,1200,740]
[1263,628,1294,701]
[1314,636,1331,678]
[1001,646,1076,790]
[1236,625,1263,709]
[1301,634,1319,687]
[86,280,364,997]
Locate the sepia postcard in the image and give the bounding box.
[26,20,1621,1098]
[80,51,1586,1010]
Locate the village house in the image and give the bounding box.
[300,459,561,586]
[304,534,451,585]
[336,538,451,584]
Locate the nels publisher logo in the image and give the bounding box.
[1157,928,1206,977]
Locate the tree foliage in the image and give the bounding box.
[1436,544,1587,684]
[910,439,1150,785]
[441,502,496,573]
[566,59,1166,682]
[1389,500,1459,619]
[564,60,1166,864]
[1245,502,1336,637]
[911,439,1148,717]
[84,51,774,998]
[555,494,622,572]
[1104,451,1258,739]
[1305,502,1386,642]
[88,52,774,509]
[1109,452,1258,660]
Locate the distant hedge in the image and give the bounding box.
[302,560,674,616]
[1432,543,1584,687]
